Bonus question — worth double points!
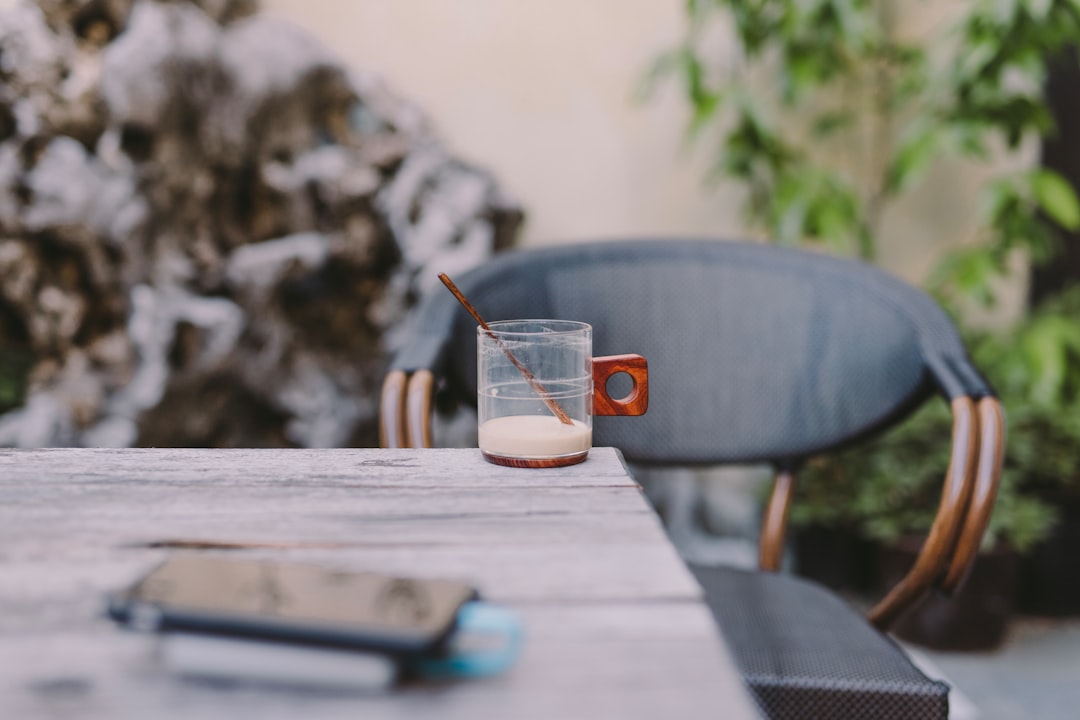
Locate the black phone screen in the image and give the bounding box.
[109,555,478,654]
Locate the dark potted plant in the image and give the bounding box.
[796,392,1058,651]
[1012,405,1080,616]
[971,287,1080,616]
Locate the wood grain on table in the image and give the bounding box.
[0,447,760,720]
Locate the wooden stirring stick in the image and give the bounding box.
[439,273,573,425]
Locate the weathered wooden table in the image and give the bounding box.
[0,447,760,719]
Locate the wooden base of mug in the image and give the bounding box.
[481,450,589,469]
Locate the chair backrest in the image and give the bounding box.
[390,239,989,465]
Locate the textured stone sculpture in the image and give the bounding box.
[0,0,521,448]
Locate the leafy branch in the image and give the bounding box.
[651,0,1080,299]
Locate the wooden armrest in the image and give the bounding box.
[866,396,978,630]
[941,396,1005,593]
[379,370,408,448]
[405,369,435,448]
[379,369,437,448]
[379,369,438,448]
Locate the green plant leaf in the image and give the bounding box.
[980,177,1021,222]
[811,111,854,138]
[772,175,809,246]
[689,91,723,137]
[983,477,1059,554]
[931,246,1000,307]
[636,49,682,102]
[1032,169,1080,230]
[1018,313,1080,404]
[886,125,939,193]
[943,123,990,159]
[680,48,709,106]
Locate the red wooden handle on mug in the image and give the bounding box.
[592,354,649,416]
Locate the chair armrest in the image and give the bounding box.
[941,396,1005,592]
[405,370,435,448]
[379,370,437,448]
[867,396,978,630]
[379,370,408,448]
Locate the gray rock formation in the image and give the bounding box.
[0,0,521,448]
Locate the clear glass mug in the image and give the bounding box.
[476,320,648,468]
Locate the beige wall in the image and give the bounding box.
[261,0,745,248]
[260,1,1029,306]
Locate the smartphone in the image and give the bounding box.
[107,555,479,658]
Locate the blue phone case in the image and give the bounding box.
[413,602,523,679]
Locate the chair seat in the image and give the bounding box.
[690,565,949,720]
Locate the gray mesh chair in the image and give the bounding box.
[380,239,1004,720]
